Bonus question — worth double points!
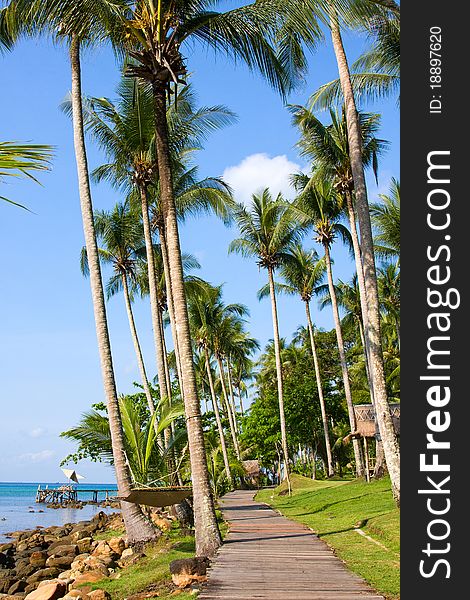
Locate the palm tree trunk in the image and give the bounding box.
[267,267,291,489]
[140,185,171,409]
[344,192,386,479]
[345,190,375,400]
[305,301,334,477]
[204,348,232,485]
[323,245,364,477]
[226,359,239,433]
[358,319,375,404]
[374,438,386,478]
[216,356,241,459]
[395,316,401,352]
[121,274,156,417]
[159,313,173,409]
[153,83,221,556]
[358,308,386,478]
[330,15,400,503]
[159,313,182,485]
[70,36,157,543]
[157,221,185,399]
[236,384,245,416]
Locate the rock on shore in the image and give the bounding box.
[0,512,126,600]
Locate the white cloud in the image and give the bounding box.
[223,153,301,205]
[19,450,54,463]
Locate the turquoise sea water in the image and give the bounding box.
[0,482,118,542]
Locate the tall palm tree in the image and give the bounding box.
[118,0,314,554]
[0,141,52,208]
[212,313,251,459]
[78,76,170,418]
[327,4,400,502]
[285,0,400,499]
[291,104,386,426]
[4,0,159,541]
[272,0,400,503]
[292,178,364,477]
[261,244,334,477]
[290,107,387,303]
[230,189,300,487]
[80,201,157,420]
[188,284,234,486]
[231,354,256,417]
[77,75,234,415]
[225,332,259,419]
[319,274,376,402]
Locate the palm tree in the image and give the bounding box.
[78,76,171,418]
[231,354,256,417]
[328,2,400,503]
[230,189,300,488]
[292,178,364,477]
[274,0,401,503]
[225,332,259,419]
[371,178,400,260]
[290,107,387,304]
[62,393,184,486]
[261,244,335,477]
[80,201,157,420]
[0,141,52,208]
[291,104,386,426]
[188,284,234,486]
[118,0,313,554]
[4,0,159,541]
[78,75,234,416]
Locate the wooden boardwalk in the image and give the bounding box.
[199,490,384,600]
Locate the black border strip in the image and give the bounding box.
[401,1,467,596]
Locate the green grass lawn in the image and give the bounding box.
[256,474,400,599]
[89,509,229,600]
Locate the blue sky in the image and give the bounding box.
[0,18,399,482]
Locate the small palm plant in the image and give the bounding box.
[61,393,184,487]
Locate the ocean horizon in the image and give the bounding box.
[0,481,118,543]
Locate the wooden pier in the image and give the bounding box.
[35,485,117,504]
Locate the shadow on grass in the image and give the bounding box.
[170,540,195,553]
[288,489,390,517]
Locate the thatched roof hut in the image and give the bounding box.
[242,460,261,478]
[354,404,400,438]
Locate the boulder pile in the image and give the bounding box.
[0,512,128,600]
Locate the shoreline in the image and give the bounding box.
[0,485,120,546]
[0,509,127,599]
[2,499,121,540]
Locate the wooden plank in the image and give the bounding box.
[199,489,384,600]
